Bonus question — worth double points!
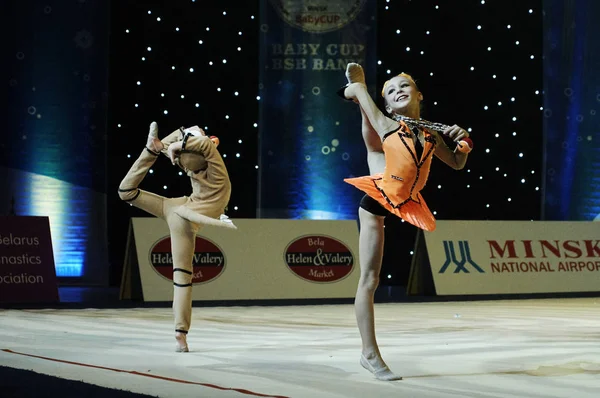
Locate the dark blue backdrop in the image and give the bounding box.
[1,0,109,281]
[258,0,376,220]
[543,0,600,221]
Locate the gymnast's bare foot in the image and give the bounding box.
[175,331,189,353]
[360,352,402,381]
[219,214,238,230]
[146,121,164,154]
[345,62,366,85]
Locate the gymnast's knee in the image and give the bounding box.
[118,187,141,202]
[359,272,380,293]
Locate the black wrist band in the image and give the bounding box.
[181,132,191,151]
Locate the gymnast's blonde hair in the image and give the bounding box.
[381,73,419,97]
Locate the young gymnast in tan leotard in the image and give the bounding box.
[118,122,236,352]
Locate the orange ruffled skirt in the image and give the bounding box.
[345,173,436,232]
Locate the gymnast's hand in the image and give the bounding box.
[443,125,469,142]
[184,125,207,136]
[167,140,183,165]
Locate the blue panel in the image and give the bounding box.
[543,0,600,221]
[2,0,109,279]
[258,1,376,219]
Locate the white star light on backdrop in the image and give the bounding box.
[378,1,541,222]
[117,5,261,215]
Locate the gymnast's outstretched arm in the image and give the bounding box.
[167,132,229,183]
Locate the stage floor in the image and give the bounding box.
[1,298,599,398]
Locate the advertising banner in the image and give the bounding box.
[425,221,600,295]
[121,218,360,302]
[0,216,59,303]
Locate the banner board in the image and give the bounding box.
[121,218,360,302]
[257,0,376,219]
[424,221,600,295]
[0,216,59,303]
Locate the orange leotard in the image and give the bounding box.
[344,122,437,231]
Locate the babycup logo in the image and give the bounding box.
[269,0,366,33]
[149,236,225,285]
[284,235,354,282]
[438,241,485,274]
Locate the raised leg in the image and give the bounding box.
[341,64,398,139]
[118,122,167,218]
[355,207,402,381]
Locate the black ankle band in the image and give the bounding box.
[336,84,354,102]
[176,329,188,334]
[120,188,141,202]
[145,147,160,156]
[173,282,192,287]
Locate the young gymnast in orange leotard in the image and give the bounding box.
[344,121,439,231]
[338,63,473,381]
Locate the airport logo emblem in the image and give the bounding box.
[439,241,485,274]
